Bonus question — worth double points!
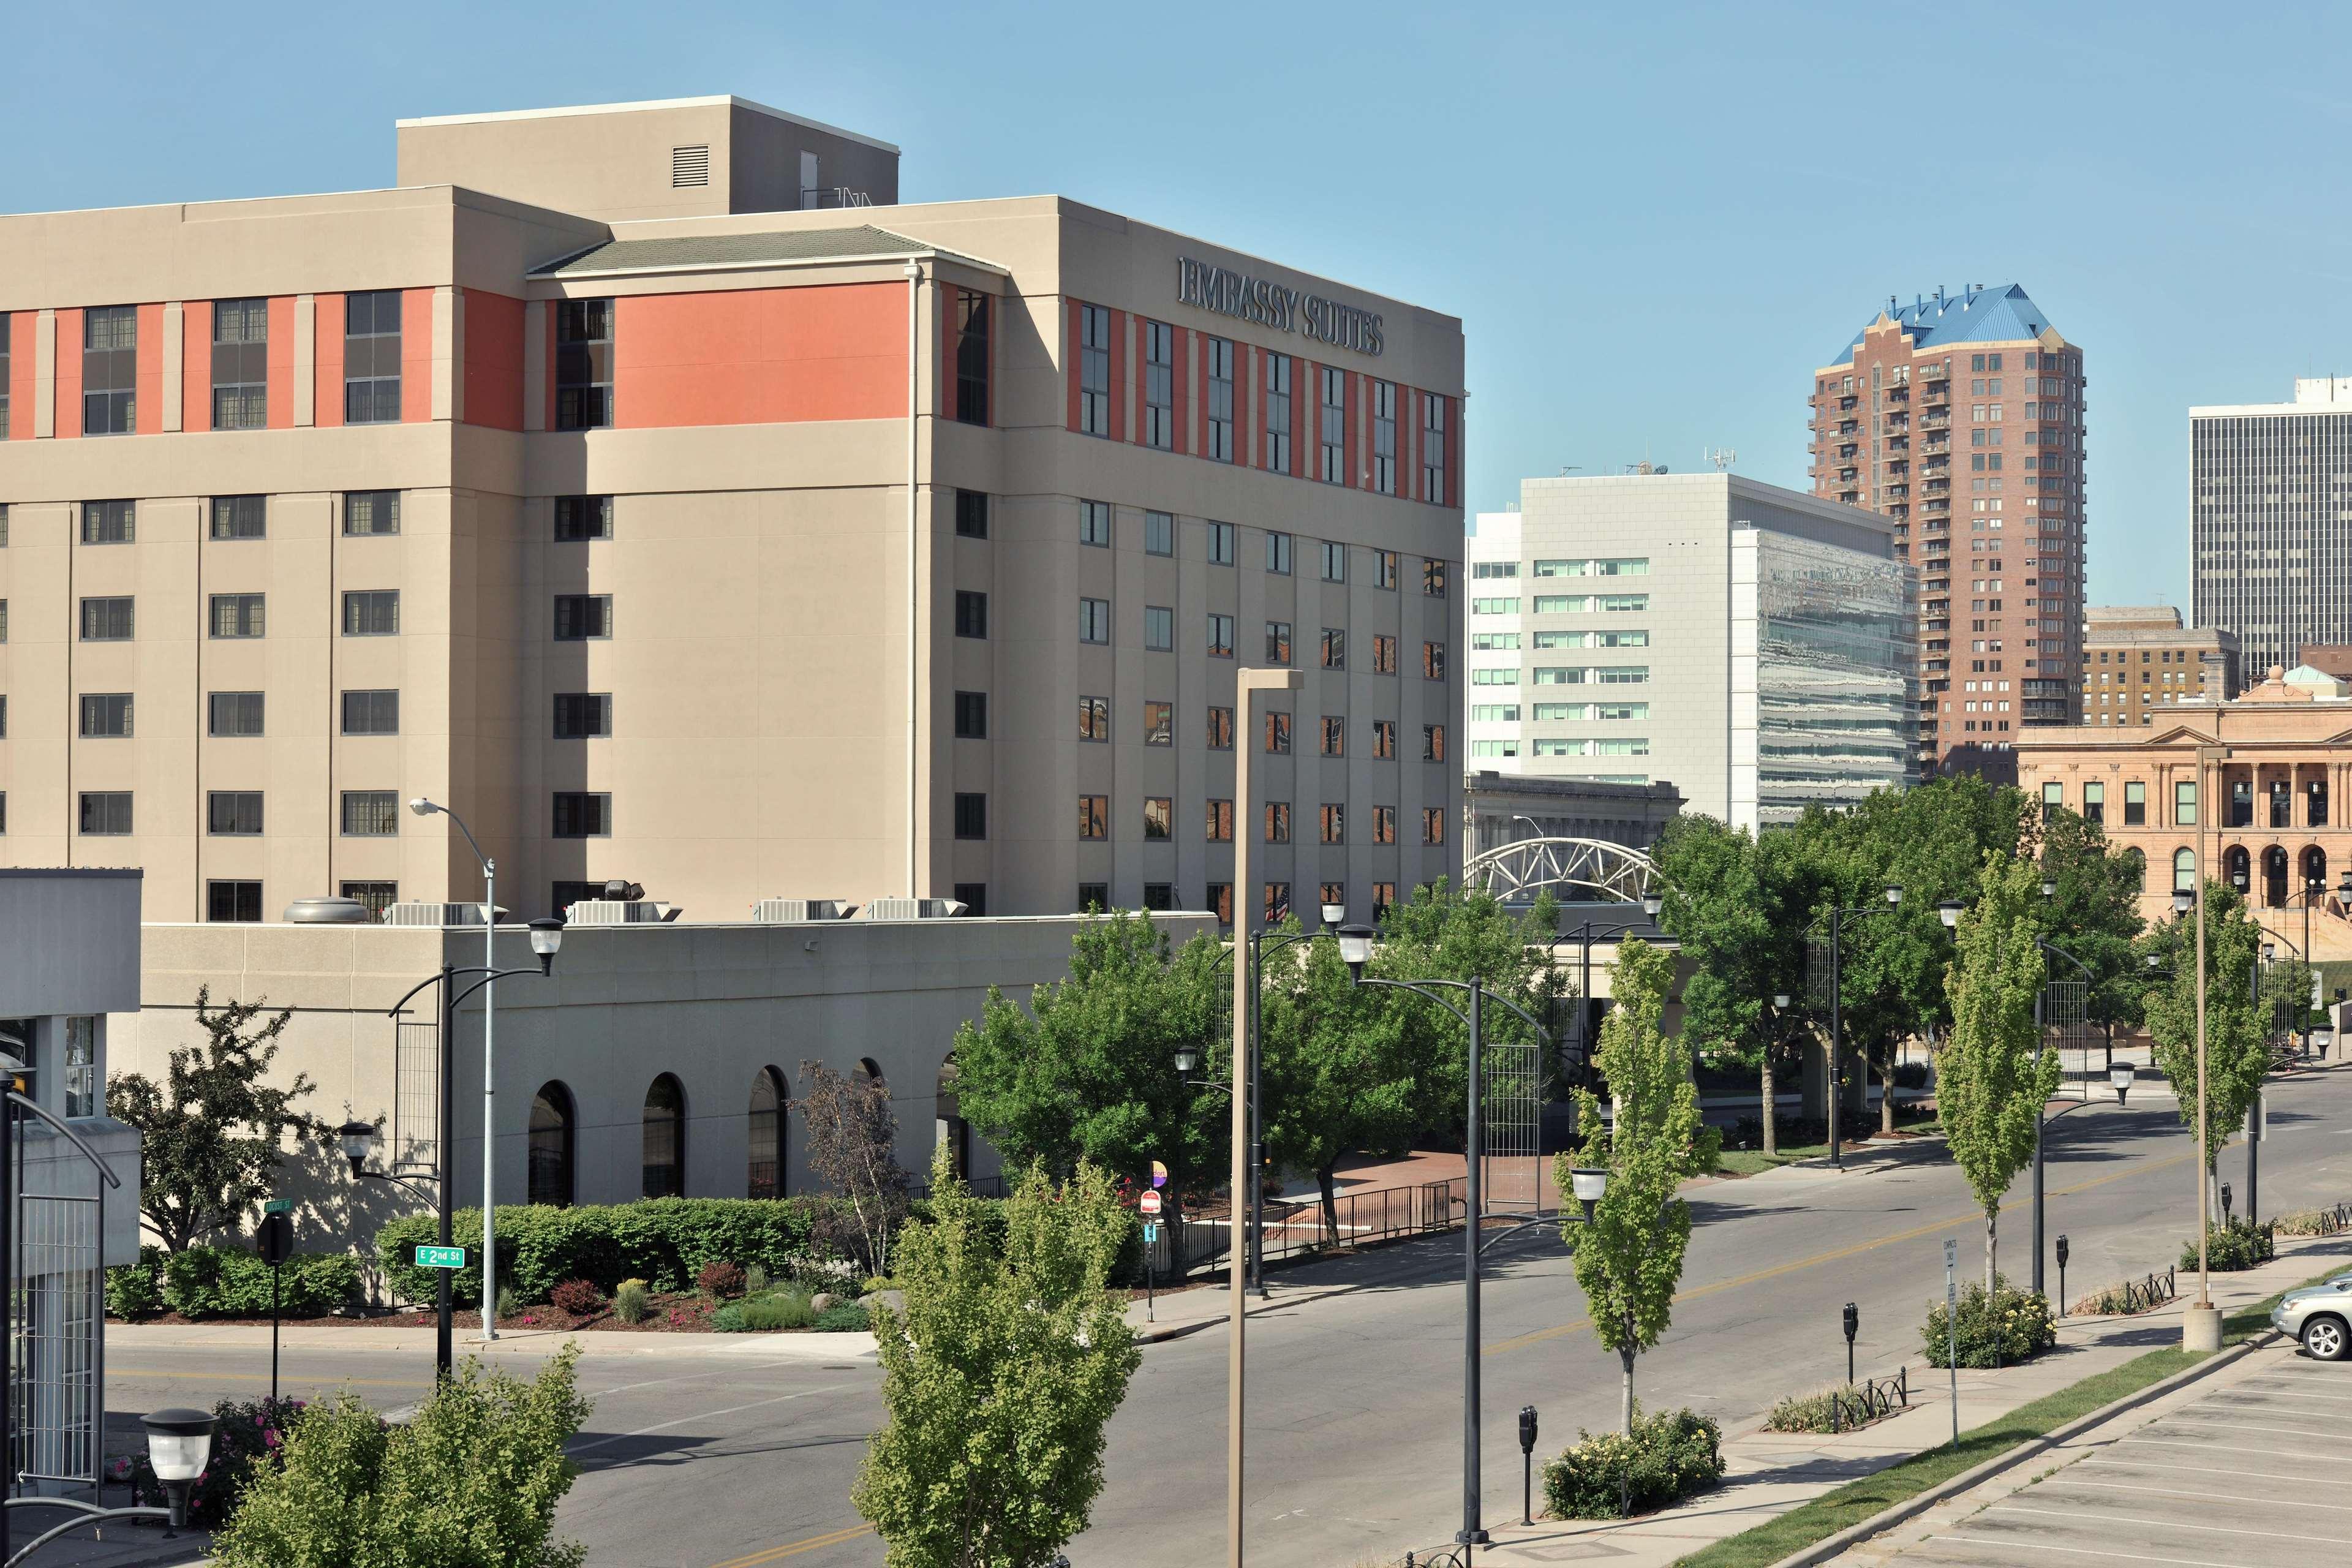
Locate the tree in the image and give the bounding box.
[2141,880,2268,1210]
[1937,854,2060,1289]
[854,1150,1140,1568]
[105,989,322,1254]
[1555,939,1704,1434]
[1256,937,1415,1239]
[2034,805,2149,1034]
[797,1063,911,1277]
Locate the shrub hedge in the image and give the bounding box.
[375,1199,826,1308]
[162,1246,363,1320]
[1921,1278,2056,1368]
[1542,1406,1724,1520]
[2177,1218,2274,1272]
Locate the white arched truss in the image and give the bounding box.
[1463,836,1662,907]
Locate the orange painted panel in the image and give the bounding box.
[55,308,82,439]
[135,304,162,437]
[401,287,433,422]
[614,283,907,429]
[181,300,213,432]
[314,294,344,429]
[266,296,295,429]
[7,312,34,439]
[462,288,524,431]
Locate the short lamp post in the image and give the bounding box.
[1,1408,217,1562]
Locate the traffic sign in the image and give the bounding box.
[413,1245,467,1270]
[1139,1190,1163,1216]
[1143,1222,1161,1243]
[1150,1160,1169,1189]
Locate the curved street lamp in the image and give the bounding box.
[1,1408,219,1560]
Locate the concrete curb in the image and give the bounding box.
[1133,1279,1363,1344]
[1758,1332,2274,1568]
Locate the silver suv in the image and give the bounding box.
[2272,1269,2352,1360]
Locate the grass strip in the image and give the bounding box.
[1676,1264,2338,1567]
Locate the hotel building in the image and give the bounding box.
[1464,473,1913,832]
[0,96,1466,926]
[1810,285,2088,774]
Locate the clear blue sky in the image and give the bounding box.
[10,0,2350,612]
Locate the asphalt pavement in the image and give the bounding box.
[100,1066,2352,1568]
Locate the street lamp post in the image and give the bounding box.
[2024,892,2105,1298]
[0,1408,219,1562]
[1820,886,1904,1169]
[2187,743,2230,1351]
[339,919,565,1377]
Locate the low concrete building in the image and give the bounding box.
[1463,772,1681,856]
[108,910,1216,1241]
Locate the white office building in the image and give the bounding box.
[1466,472,1915,831]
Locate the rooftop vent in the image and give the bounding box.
[283,895,374,924]
[382,902,503,928]
[861,897,970,921]
[566,899,679,925]
[752,899,858,923]
[671,145,710,188]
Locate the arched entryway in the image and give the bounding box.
[2224,844,2250,897]
[2303,845,2329,902]
[748,1066,786,1199]
[643,1073,686,1198]
[528,1082,575,1208]
[2263,844,2290,908]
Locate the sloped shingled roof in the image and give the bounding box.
[1836,284,2058,361]
[532,224,987,276]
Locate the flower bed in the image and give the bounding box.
[1921,1278,2056,1368]
[2177,1219,2274,1272]
[1542,1406,1724,1520]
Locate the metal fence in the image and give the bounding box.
[1830,1365,1909,1433]
[13,1190,103,1500]
[1145,1177,1469,1279]
[393,1016,440,1178]
[2082,1265,2178,1317]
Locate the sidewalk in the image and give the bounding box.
[1453,1230,2352,1568]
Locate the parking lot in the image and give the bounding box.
[1889,1344,2352,1566]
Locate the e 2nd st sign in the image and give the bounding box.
[1175,257,1384,357]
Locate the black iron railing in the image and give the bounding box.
[2081,1265,2177,1316]
[1830,1365,1909,1433]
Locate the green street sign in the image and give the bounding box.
[413,1245,467,1270]
[263,1200,292,1215]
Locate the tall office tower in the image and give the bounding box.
[1810,285,2087,776]
[2192,377,2352,676]
[0,97,1465,925]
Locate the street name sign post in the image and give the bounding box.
[1943,1238,1959,1446]
[414,1244,467,1270]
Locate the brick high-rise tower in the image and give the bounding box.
[1809,285,2086,776]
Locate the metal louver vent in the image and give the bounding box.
[671,145,711,188]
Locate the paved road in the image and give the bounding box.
[102,1068,2352,1567]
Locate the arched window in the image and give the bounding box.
[748,1066,786,1200]
[935,1054,970,1183]
[858,1058,886,1086]
[2224,844,2251,896]
[528,1082,575,1208]
[2303,845,2328,896]
[2173,848,2196,894]
[2263,844,2289,908]
[643,1074,686,1199]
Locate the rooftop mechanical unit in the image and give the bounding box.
[860,897,969,920]
[752,899,857,922]
[381,902,503,927]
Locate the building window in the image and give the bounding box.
[1372,881,1396,916]
[1266,530,1292,575]
[1373,720,1396,759]
[1370,380,1396,494]
[553,792,611,837]
[1206,336,1234,461]
[1206,799,1234,842]
[341,690,399,735]
[341,791,399,836]
[1266,621,1291,665]
[951,289,990,426]
[1264,352,1292,472]
[342,490,399,537]
[207,791,263,835]
[1423,642,1447,681]
[552,594,611,640]
[1373,635,1398,674]
[2083,780,2105,824]
[1319,803,1346,845]
[82,500,134,545]
[341,881,398,919]
[207,881,263,924]
[79,597,134,641]
[2124,780,2146,826]
[1207,614,1235,658]
[1264,802,1291,843]
[955,490,989,540]
[1144,510,1174,556]
[555,298,614,429]
[1208,520,1236,565]
[1320,715,1345,756]
[1079,794,1108,840]
[1318,882,1346,918]
[211,298,269,430]
[209,594,266,639]
[1207,706,1234,749]
[78,693,133,738]
[1321,628,1346,669]
[1422,807,1446,845]
[1144,700,1172,745]
[83,306,137,435]
[1376,550,1399,590]
[1207,882,1234,926]
[210,494,266,540]
[954,793,987,840]
[2041,781,2063,812]
[552,693,612,738]
[643,1074,686,1199]
[2174,780,2196,826]
[208,692,265,737]
[1144,797,1172,840]
[1079,304,1112,436]
[954,690,988,739]
[530,1082,576,1207]
[747,1067,786,1200]
[1142,883,1175,911]
[956,591,989,638]
[1265,711,1291,754]
[1145,606,1173,650]
[1080,499,1112,547]
[1423,724,1446,761]
[342,590,401,636]
[1264,883,1292,925]
[1142,320,1174,448]
[1424,559,1449,598]
[344,290,403,424]
[79,792,132,835]
[2173,847,2196,894]
[1321,540,1346,582]
[1372,805,1396,844]
[1423,395,1448,505]
[554,496,612,541]
[1079,597,1110,644]
[1077,882,1110,911]
[1318,366,1345,482]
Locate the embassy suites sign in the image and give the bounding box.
[1175,257,1384,357]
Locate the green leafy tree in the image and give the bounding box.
[209,1346,591,1568]
[1256,937,1415,1239]
[854,1150,1140,1568]
[1555,940,1704,1433]
[105,989,324,1253]
[2141,880,2269,1208]
[2035,805,2149,1033]
[1937,854,2061,1289]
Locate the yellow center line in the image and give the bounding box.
[1485,1145,2202,1355]
[707,1521,874,1567]
[108,1366,429,1390]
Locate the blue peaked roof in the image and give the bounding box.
[1836,284,2056,362]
